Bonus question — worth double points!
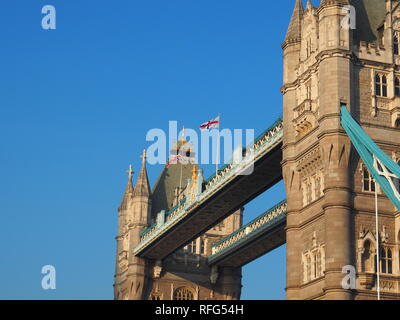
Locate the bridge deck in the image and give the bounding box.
[208,200,287,267]
[133,118,283,260]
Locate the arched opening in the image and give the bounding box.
[362,240,373,273]
[173,287,194,300]
[395,118,400,128]
[394,34,399,55]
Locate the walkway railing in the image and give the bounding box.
[210,200,287,257]
[134,117,283,255]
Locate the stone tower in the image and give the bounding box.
[282,0,400,299]
[114,152,152,300]
[114,140,243,300]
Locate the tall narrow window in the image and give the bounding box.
[381,248,387,274]
[306,183,312,204]
[394,34,399,55]
[382,75,388,97]
[307,255,311,282]
[192,240,197,254]
[306,82,312,101]
[375,74,388,97]
[200,239,205,255]
[395,78,400,96]
[316,251,321,277]
[363,168,375,192]
[387,249,393,274]
[375,74,382,96]
[313,252,318,278]
[306,38,312,57]
[315,177,321,198]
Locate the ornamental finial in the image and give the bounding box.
[127,164,134,178]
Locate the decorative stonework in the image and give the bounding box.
[302,232,325,284]
[153,260,163,278]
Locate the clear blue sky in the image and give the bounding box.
[0,0,303,300]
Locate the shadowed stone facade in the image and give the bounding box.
[282,0,400,299]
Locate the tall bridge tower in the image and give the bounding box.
[114,142,243,300]
[282,0,400,299]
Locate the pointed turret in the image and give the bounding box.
[129,149,152,226]
[119,164,134,211]
[305,0,313,11]
[284,0,303,43]
[133,150,151,198]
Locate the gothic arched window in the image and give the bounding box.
[174,287,194,300]
[395,119,400,128]
[394,34,399,55]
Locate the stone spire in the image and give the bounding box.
[284,0,303,43]
[119,164,134,211]
[133,149,151,198]
[306,0,313,11]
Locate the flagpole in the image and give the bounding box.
[375,180,381,300]
[216,113,220,177]
[179,127,184,191]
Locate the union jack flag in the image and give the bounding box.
[166,154,192,168]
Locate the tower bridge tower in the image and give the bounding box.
[282,0,400,299]
[114,142,243,300]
